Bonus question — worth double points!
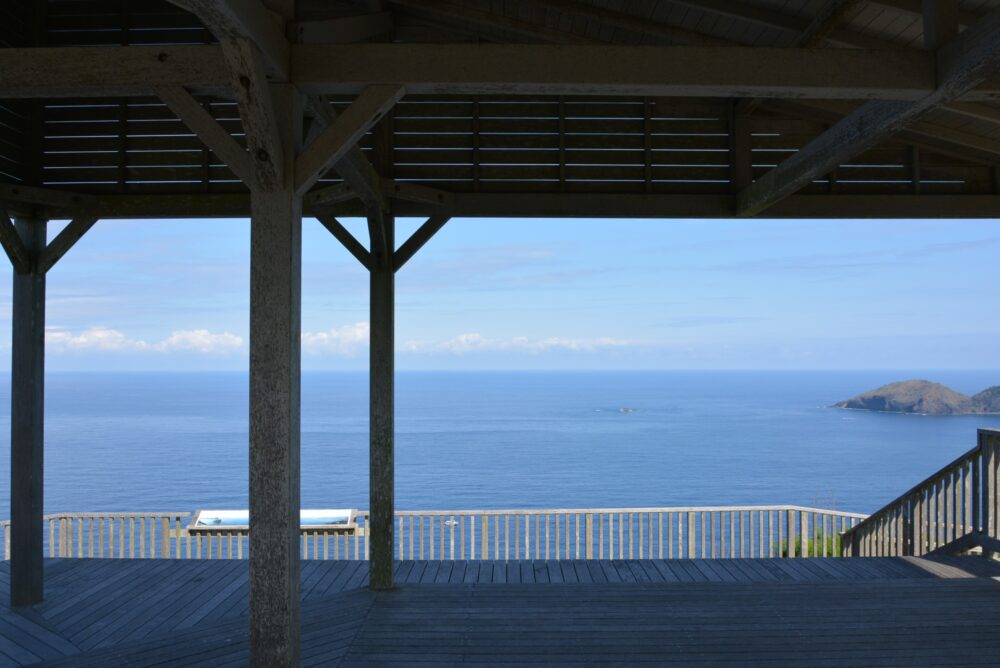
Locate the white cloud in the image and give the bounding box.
[402,333,635,355]
[302,322,370,356]
[45,326,244,355]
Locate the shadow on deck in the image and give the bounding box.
[2,556,1000,666]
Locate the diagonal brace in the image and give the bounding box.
[394,215,450,272]
[316,215,371,270]
[38,217,98,274]
[295,85,405,196]
[156,85,256,186]
[0,212,31,274]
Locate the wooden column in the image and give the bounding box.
[369,214,395,590]
[10,217,46,607]
[248,85,302,667]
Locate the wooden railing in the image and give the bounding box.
[841,428,1000,557]
[1,505,866,561]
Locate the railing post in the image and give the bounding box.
[585,514,593,560]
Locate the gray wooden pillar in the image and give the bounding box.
[248,85,302,667]
[10,217,46,607]
[369,215,395,590]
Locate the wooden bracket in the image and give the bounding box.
[316,214,372,270]
[394,215,450,272]
[156,85,256,187]
[0,212,31,274]
[38,216,99,274]
[295,85,405,196]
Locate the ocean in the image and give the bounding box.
[2,370,1000,519]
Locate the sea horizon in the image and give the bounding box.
[2,369,1000,520]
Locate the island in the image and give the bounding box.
[833,380,1000,415]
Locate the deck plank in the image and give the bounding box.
[3,557,1000,666]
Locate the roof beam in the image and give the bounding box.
[64,192,1000,220]
[155,85,256,186]
[387,0,595,44]
[868,0,979,28]
[796,0,865,47]
[738,6,1000,215]
[528,0,729,45]
[292,13,394,43]
[169,0,289,80]
[293,44,936,99]
[7,43,1000,100]
[295,84,405,196]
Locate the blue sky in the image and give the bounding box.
[0,216,996,371]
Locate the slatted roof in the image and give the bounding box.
[2,0,1000,219]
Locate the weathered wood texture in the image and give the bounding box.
[842,428,1000,557]
[369,216,395,590]
[2,556,1000,665]
[248,85,301,667]
[9,218,45,607]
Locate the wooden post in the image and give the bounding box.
[10,217,45,607]
[248,85,302,667]
[369,213,395,590]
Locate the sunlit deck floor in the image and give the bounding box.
[2,556,1000,666]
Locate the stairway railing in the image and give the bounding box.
[841,428,1000,557]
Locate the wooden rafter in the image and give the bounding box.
[295,85,405,196]
[387,0,596,44]
[738,6,1000,215]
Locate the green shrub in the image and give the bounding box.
[774,530,841,557]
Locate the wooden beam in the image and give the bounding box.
[37,217,98,274]
[368,213,394,591]
[295,85,405,196]
[315,214,371,270]
[0,46,230,98]
[394,215,449,271]
[10,44,1000,100]
[292,44,937,99]
[9,217,45,607]
[0,184,97,210]
[528,0,730,46]
[248,84,301,668]
[304,182,356,208]
[49,191,1000,220]
[0,213,32,274]
[738,6,1000,215]
[796,0,864,47]
[224,37,285,191]
[870,0,978,28]
[155,85,256,186]
[388,0,597,44]
[169,0,289,79]
[760,99,1000,165]
[729,103,752,192]
[383,180,454,207]
[292,13,394,43]
[303,96,386,213]
[923,0,959,50]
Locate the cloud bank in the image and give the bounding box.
[46,327,244,354]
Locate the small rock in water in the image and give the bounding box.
[619,407,637,413]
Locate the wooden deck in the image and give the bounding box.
[2,556,1000,666]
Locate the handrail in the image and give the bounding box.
[841,428,1000,557]
[1,505,866,562]
[844,444,981,532]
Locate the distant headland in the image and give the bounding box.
[833,380,1000,415]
